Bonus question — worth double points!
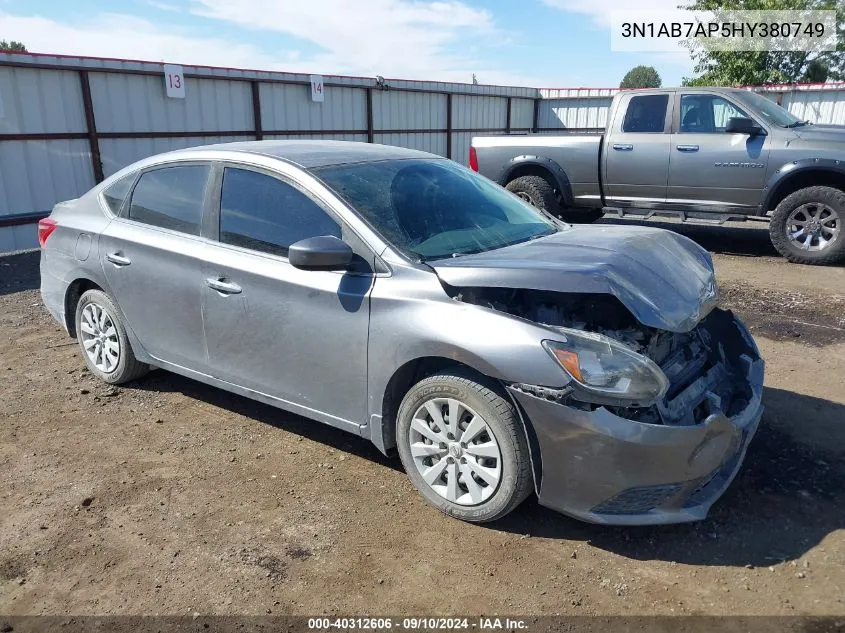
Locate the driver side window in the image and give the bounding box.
[680,94,749,133]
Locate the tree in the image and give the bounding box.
[804,58,829,82]
[0,40,27,52]
[680,0,844,86]
[620,65,662,89]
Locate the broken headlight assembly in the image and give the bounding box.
[543,331,669,408]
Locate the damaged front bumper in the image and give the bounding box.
[508,309,764,526]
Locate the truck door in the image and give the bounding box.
[667,92,770,211]
[603,92,672,207]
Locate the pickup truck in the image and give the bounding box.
[470,87,845,265]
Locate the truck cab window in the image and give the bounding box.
[680,94,749,133]
[622,94,668,133]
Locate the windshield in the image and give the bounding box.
[314,159,561,260]
[734,90,803,128]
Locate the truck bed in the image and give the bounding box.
[472,133,605,208]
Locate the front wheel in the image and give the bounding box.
[396,370,533,523]
[769,186,844,265]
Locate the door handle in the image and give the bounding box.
[105,252,131,267]
[206,277,242,295]
[676,144,700,152]
[612,144,634,151]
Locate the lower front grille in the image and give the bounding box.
[591,483,684,516]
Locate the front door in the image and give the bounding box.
[668,92,770,210]
[201,165,372,429]
[100,163,211,371]
[603,92,673,207]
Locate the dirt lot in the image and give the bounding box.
[1,220,844,616]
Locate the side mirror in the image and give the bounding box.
[288,235,353,271]
[726,117,766,136]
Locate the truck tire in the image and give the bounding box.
[769,186,845,265]
[506,176,559,216]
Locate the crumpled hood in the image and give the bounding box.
[431,225,718,333]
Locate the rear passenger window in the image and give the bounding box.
[102,172,135,215]
[128,165,210,235]
[622,94,669,133]
[219,168,341,257]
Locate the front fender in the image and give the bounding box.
[763,158,845,212]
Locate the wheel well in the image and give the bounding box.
[767,169,845,212]
[380,357,504,453]
[505,164,558,191]
[64,279,102,338]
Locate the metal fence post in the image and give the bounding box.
[78,70,104,183]
[446,93,453,159]
[251,80,263,140]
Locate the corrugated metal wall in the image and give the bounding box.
[1,52,844,254]
[0,53,538,252]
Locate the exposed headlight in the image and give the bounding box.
[543,330,669,407]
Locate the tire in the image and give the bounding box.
[558,208,605,224]
[396,369,533,523]
[75,289,149,384]
[769,186,845,265]
[506,175,559,216]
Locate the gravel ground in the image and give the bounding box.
[1,221,844,616]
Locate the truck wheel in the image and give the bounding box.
[395,369,533,523]
[506,176,559,216]
[769,186,844,265]
[558,208,605,224]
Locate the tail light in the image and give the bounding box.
[38,218,57,248]
[469,146,479,172]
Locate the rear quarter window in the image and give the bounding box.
[102,173,136,215]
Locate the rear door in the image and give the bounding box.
[201,163,373,430]
[100,163,212,371]
[668,92,770,210]
[603,92,673,206]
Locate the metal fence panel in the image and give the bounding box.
[99,136,256,178]
[781,90,845,125]
[450,132,474,166]
[0,66,86,133]
[260,84,366,132]
[452,95,508,129]
[374,132,447,157]
[90,73,253,133]
[373,91,447,131]
[538,97,612,130]
[510,98,535,130]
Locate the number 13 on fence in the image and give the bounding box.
[163,64,186,99]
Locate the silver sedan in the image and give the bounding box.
[40,141,763,525]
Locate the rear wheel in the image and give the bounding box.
[506,175,559,217]
[396,370,533,523]
[769,186,844,265]
[75,289,149,384]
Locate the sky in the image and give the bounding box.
[0,0,695,88]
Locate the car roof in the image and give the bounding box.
[169,140,440,169]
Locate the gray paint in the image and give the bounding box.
[40,140,764,525]
[473,86,845,216]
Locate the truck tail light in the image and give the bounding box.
[469,146,479,172]
[38,218,57,248]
